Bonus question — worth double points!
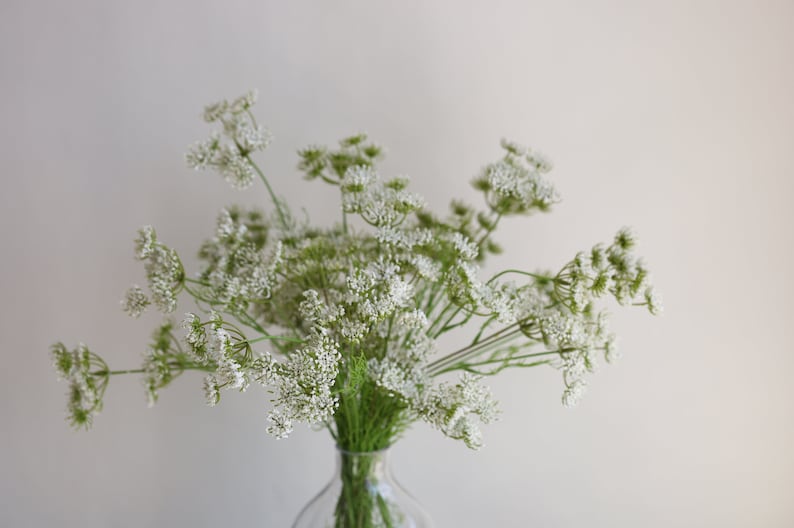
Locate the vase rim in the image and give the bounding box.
[335,445,393,456]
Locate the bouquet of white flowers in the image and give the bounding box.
[51,90,661,527]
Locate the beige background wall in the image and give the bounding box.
[2,0,792,526]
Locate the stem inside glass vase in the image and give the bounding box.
[292,445,434,528]
[335,449,394,528]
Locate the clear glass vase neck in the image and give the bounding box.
[335,446,393,480]
[292,445,434,528]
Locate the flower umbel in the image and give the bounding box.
[51,343,108,428]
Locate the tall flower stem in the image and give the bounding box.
[247,156,289,229]
[334,450,395,528]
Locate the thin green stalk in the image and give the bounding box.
[426,300,454,336]
[458,359,553,376]
[97,363,215,377]
[429,330,525,376]
[184,277,211,287]
[244,334,305,345]
[427,322,526,375]
[471,314,498,345]
[475,211,502,248]
[247,156,288,229]
[461,349,563,369]
[487,268,556,284]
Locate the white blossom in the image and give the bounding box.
[645,287,664,315]
[215,208,246,241]
[121,285,149,318]
[500,138,528,157]
[185,133,219,170]
[207,326,232,360]
[203,375,220,406]
[410,254,441,281]
[341,165,424,227]
[417,373,499,450]
[142,347,171,407]
[265,331,341,439]
[181,313,207,359]
[562,379,586,408]
[450,232,479,261]
[132,227,183,314]
[217,357,248,391]
[217,145,255,189]
[527,149,553,173]
[135,225,156,260]
[50,343,103,428]
[203,100,228,123]
[230,89,258,113]
[266,408,293,439]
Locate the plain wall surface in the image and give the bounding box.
[2,1,793,526]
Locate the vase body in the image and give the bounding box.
[292,446,434,528]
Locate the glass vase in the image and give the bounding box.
[292,446,434,528]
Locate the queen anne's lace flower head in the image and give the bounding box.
[121,285,149,318]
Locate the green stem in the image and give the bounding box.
[487,268,556,284]
[427,322,526,375]
[471,314,498,345]
[334,450,396,528]
[435,305,480,338]
[106,368,146,375]
[461,349,564,369]
[247,157,288,229]
[458,359,553,376]
[475,211,502,248]
[426,300,454,336]
[184,277,211,287]
[244,334,304,345]
[97,362,215,377]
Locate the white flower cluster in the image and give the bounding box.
[121,284,149,318]
[422,227,659,408]
[142,346,172,407]
[559,352,588,408]
[444,259,482,308]
[299,289,345,330]
[51,343,104,428]
[286,250,498,448]
[500,139,554,173]
[179,309,340,440]
[487,160,556,209]
[368,311,499,449]
[125,225,183,314]
[141,320,184,406]
[474,139,558,215]
[200,208,283,314]
[557,228,662,314]
[368,309,434,400]
[644,286,664,316]
[341,166,424,227]
[537,310,605,407]
[374,224,441,283]
[476,280,527,325]
[267,331,341,439]
[345,259,415,326]
[417,373,498,450]
[466,269,621,406]
[186,90,272,189]
[180,313,250,406]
